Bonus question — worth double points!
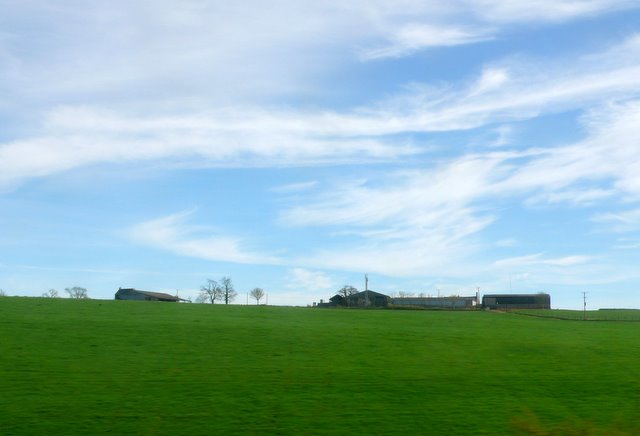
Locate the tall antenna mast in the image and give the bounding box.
[582,291,588,320]
[364,274,370,307]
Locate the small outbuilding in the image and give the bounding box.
[115,288,183,302]
[482,293,550,310]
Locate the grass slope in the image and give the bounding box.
[513,309,640,322]
[1,297,639,434]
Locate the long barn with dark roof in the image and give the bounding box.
[482,293,550,309]
[115,288,183,302]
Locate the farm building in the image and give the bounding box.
[347,290,390,308]
[318,290,390,308]
[115,288,183,302]
[391,296,478,309]
[482,293,550,310]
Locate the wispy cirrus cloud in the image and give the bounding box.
[494,253,591,268]
[269,181,319,193]
[0,105,420,190]
[128,210,281,265]
[593,209,640,233]
[358,0,639,60]
[467,0,639,23]
[278,99,640,276]
[359,24,494,60]
[2,35,640,190]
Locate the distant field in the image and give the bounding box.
[513,309,640,321]
[1,298,640,434]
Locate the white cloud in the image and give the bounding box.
[545,255,592,266]
[525,188,615,207]
[269,181,318,193]
[284,268,335,292]
[489,253,591,268]
[613,238,640,249]
[470,68,510,95]
[2,1,638,111]
[128,211,280,265]
[593,209,640,232]
[278,99,640,276]
[1,35,640,189]
[108,96,640,278]
[468,0,638,23]
[497,100,640,199]
[360,24,493,60]
[359,1,640,60]
[0,106,420,190]
[496,238,518,247]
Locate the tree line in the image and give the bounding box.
[0,287,89,299]
[42,287,90,298]
[196,276,265,305]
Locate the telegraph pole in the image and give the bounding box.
[582,292,588,320]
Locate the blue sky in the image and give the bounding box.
[2,1,640,308]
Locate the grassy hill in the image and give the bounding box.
[1,297,639,434]
[513,308,640,321]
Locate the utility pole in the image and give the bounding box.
[582,292,588,320]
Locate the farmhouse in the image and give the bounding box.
[482,293,551,310]
[391,296,478,309]
[318,290,391,308]
[115,288,183,302]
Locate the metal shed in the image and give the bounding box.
[115,288,183,302]
[482,293,550,309]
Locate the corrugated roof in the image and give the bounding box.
[117,288,182,301]
[350,290,389,298]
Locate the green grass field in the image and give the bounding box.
[1,298,639,434]
[513,309,640,322]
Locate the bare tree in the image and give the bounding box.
[335,285,358,307]
[250,287,265,305]
[42,289,59,298]
[199,279,223,304]
[65,286,89,299]
[398,291,414,298]
[337,285,358,298]
[220,276,237,304]
[0,289,6,297]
